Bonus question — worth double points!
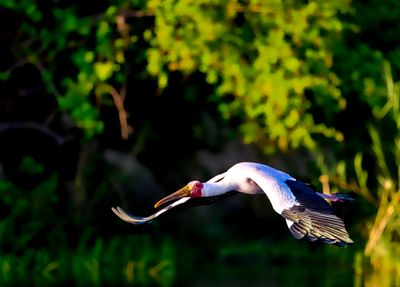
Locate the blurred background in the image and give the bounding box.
[0,0,400,286]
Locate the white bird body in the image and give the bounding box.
[202,162,296,213]
[112,162,354,247]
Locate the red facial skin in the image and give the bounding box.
[189,181,203,197]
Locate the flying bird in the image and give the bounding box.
[112,162,354,246]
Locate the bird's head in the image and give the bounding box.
[154,180,203,208]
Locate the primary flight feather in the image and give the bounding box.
[112,162,354,247]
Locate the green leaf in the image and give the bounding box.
[94,62,114,81]
[19,156,45,175]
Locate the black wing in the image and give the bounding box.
[182,191,238,208]
[281,180,353,247]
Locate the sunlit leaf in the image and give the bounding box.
[94,62,114,81]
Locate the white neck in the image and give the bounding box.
[202,180,237,197]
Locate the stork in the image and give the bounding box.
[112,162,354,247]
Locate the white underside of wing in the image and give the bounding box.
[112,197,191,224]
[206,172,227,183]
[245,171,297,213]
[285,219,294,228]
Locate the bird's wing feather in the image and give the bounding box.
[112,191,238,224]
[281,180,353,247]
[211,163,353,246]
[207,172,227,183]
[111,197,191,224]
[182,191,238,208]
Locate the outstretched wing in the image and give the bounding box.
[281,180,353,247]
[182,191,238,208]
[112,191,238,224]
[112,197,191,224]
[219,163,353,246]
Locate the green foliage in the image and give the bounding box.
[1,0,395,150]
[0,236,175,285]
[316,62,400,286]
[2,0,390,150]
[1,1,145,139]
[145,0,351,151]
[215,238,353,286]
[19,156,45,175]
[0,163,176,285]
[0,171,58,253]
[334,44,385,104]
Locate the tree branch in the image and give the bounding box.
[96,83,132,140]
[0,122,68,145]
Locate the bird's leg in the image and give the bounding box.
[318,193,355,202]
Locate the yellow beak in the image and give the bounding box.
[154,185,192,208]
